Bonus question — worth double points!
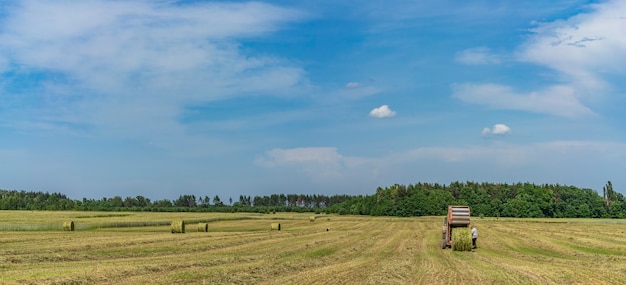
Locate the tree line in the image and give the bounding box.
[1,181,625,218]
[328,181,626,218]
[0,190,351,213]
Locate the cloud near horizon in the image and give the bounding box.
[256,147,348,181]
[257,140,626,192]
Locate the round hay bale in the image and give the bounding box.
[452,227,472,251]
[63,221,75,231]
[271,223,281,231]
[197,223,209,232]
[309,216,316,222]
[171,220,185,233]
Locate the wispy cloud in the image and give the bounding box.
[0,1,308,144]
[453,0,626,118]
[256,147,346,181]
[369,105,396,118]
[256,140,626,190]
[455,47,501,65]
[345,82,362,88]
[452,83,594,118]
[332,82,380,100]
[519,0,626,94]
[259,147,342,165]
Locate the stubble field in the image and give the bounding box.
[1,211,625,284]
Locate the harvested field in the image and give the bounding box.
[0,211,625,284]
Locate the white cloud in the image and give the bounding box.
[454,1,626,118]
[255,141,626,193]
[260,147,342,165]
[455,47,500,65]
[369,105,396,118]
[397,141,626,181]
[0,1,308,142]
[518,0,626,94]
[452,83,594,118]
[482,124,511,137]
[492,124,511,135]
[332,83,380,100]
[345,82,362,88]
[256,147,346,181]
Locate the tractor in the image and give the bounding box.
[441,205,471,249]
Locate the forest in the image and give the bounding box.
[0,181,625,218]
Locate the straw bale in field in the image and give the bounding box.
[63,221,75,231]
[271,223,281,231]
[171,220,185,233]
[309,216,315,222]
[197,223,209,232]
[452,227,472,251]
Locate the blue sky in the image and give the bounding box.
[1,0,626,201]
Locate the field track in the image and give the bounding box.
[1,211,625,284]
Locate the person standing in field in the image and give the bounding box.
[471,226,478,249]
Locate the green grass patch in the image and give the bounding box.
[556,241,626,256]
[305,247,337,258]
[73,214,133,218]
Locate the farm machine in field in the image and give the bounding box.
[441,205,471,249]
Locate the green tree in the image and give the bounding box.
[111,196,123,208]
[213,195,224,206]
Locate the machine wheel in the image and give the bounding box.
[442,238,446,249]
